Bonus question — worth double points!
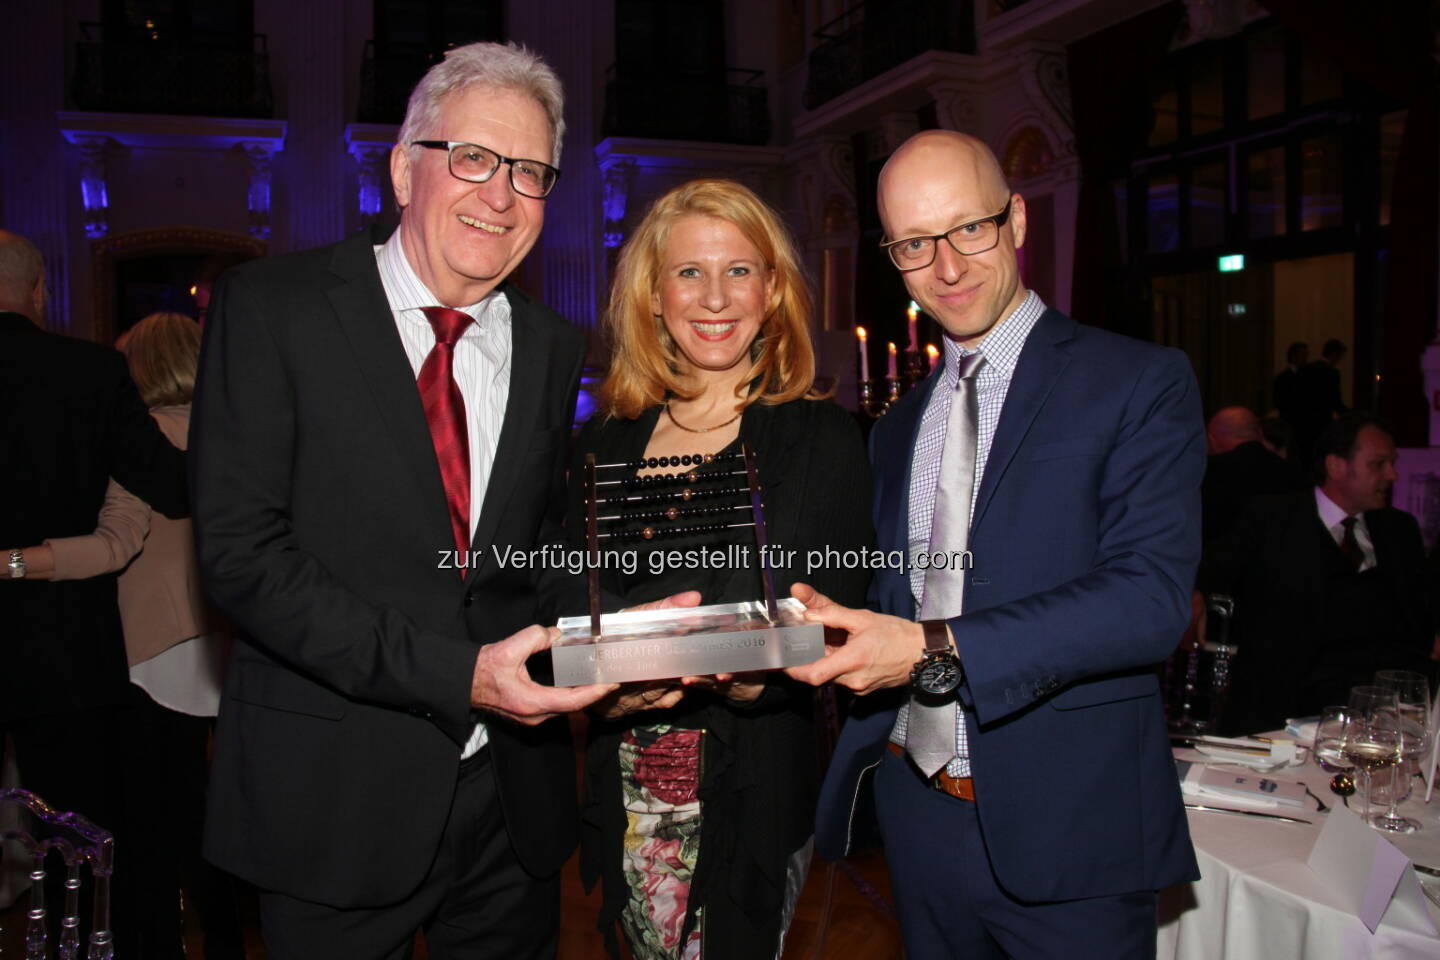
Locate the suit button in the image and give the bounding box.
[463,592,474,607]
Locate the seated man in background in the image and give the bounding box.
[1200,413,1437,734]
[1201,406,1304,545]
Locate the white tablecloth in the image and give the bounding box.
[1158,751,1440,959]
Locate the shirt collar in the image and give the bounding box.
[941,289,1045,380]
[375,229,502,325]
[1314,486,1354,529]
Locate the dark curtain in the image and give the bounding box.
[1255,0,1438,445]
[1066,3,1185,333]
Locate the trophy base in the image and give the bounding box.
[552,597,824,686]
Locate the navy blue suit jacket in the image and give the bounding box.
[816,308,1203,903]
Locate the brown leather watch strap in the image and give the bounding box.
[920,619,953,655]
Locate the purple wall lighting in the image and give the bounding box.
[75,137,110,238]
[243,143,274,239]
[601,157,635,250]
[347,129,398,226]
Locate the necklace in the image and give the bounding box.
[664,401,741,434]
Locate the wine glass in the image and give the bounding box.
[1372,669,1434,834]
[1313,705,1354,774]
[1341,685,1403,827]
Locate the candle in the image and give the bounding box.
[907,306,918,352]
[887,342,898,379]
[926,344,939,372]
[856,326,870,381]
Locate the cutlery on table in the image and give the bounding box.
[1299,783,1330,813]
[1183,803,1312,825]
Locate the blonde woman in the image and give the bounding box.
[571,180,873,959]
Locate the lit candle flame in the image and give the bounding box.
[856,326,867,340]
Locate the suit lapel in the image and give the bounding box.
[972,310,1075,533]
[325,233,454,550]
[466,287,546,584]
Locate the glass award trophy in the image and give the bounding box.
[551,444,824,686]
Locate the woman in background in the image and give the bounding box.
[571,179,872,959]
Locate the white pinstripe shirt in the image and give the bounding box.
[895,291,1046,776]
[375,231,512,759]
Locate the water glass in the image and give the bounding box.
[1312,705,1353,775]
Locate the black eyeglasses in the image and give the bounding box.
[411,140,561,199]
[880,199,1013,271]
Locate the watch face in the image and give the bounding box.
[915,656,961,696]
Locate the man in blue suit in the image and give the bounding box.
[788,131,1202,958]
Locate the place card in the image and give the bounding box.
[1307,806,1439,934]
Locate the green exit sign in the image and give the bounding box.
[1218,254,1245,272]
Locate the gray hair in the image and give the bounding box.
[0,230,43,308]
[397,42,566,168]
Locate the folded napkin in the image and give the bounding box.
[1189,736,1300,771]
[1285,716,1320,745]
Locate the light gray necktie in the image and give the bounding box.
[906,351,985,777]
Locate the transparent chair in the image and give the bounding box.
[0,788,113,960]
[1164,593,1239,736]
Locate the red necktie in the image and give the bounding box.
[419,307,474,567]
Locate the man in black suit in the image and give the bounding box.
[192,43,622,958]
[1272,340,1307,428]
[0,228,188,954]
[1201,406,1305,544]
[1293,338,1348,459]
[1200,413,1436,735]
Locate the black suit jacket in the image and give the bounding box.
[0,311,188,721]
[1272,366,1301,423]
[1200,441,1305,545]
[1199,490,1433,734]
[1293,361,1345,452]
[192,227,585,907]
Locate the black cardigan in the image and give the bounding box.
[567,397,874,958]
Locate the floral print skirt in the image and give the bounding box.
[618,725,704,960]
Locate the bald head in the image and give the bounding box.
[0,230,45,322]
[878,131,1011,227]
[876,131,1027,347]
[1207,406,1262,454]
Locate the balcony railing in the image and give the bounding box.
[72,22,273,118]
[603,66,770,146]
[804,0,976,110]
[358,40,448,125]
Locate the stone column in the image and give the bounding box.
[0,1,70,330]
[508,1,604,331]
[263,0,346,251]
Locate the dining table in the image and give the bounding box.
[1158,743,1440,959]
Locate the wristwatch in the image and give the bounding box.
[911,620,962,696]
[7,550,25,580]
